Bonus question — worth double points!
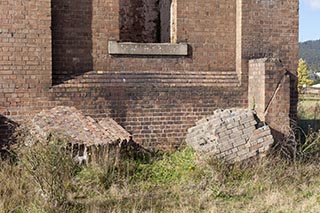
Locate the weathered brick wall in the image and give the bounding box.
[0,0,299,149]
[49,0,243,148]
[248,58,287,117]
[119,0,161,43]
[240,0,298,72]
[0,0,52,106]
[0,0,52,145]
[52,0,238,83]
[248,58,291,137]
[52,85,247,148]
[239,0,299,120]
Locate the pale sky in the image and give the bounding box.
[300,0,320,41]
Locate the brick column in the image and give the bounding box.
[248,58,291,137]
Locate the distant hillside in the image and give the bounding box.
[299,39,320,72]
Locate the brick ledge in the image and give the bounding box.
[108,41,188,56]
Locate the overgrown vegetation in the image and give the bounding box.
[0,131,320,212]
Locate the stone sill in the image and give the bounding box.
[108,41,188,56]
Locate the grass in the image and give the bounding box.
[298,100,320,119]
[1,108,320,212]
[298,94,320,119]
[1,141,320,212]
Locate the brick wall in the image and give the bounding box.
[52,0,238,83]
[240,0,298,72]
[0,1,52,127]
[239,0,299,121]
[0,0,299,148]
[0,0,52,146]
[52,85,247,148]
[248,58,291,137]
[119,0,161,43]
[49,0,243,148]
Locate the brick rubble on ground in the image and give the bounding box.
[186,108,274,162]
[28,106,131,145]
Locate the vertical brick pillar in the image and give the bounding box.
[248,58,291,137]
[237,0,298,129]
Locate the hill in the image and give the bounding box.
[299,39,320,72]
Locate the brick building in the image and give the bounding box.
[0,0,298,148]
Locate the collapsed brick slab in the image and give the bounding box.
[186,109,274,162]
[28,106,131,145]
[21,106,148,164]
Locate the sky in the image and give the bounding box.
[300,0,320,42]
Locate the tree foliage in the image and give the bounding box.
[298,58,313,92]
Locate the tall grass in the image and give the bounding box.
[0,131,320,212]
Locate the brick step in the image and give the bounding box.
[54,71,240,88]
[70,77,239,83]
[79,71,238,77]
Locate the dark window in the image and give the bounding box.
[119,0,176,43]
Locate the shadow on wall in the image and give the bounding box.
[51,0,93,85]
[0,115,18,159]
[119,0,146,42]
[119,0,173,43]
[289,72,299,122]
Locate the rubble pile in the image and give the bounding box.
[23,106,149,164]
[186,109,274,162]
[29,106,131,145]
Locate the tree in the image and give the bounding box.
[298,58,313,92]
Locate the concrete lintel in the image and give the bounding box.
[108,41,188,56]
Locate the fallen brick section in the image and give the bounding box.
[186,109,274,162]
[19,106,136,164]
[28,106,131,145]
[99,117,132,143]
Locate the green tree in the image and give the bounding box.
[298,58,313,92]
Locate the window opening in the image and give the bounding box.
[119,0,176,43]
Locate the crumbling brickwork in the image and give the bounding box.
[27,106,131,145]
[186,109,274,162]
[1,0,298,149]
[248,58,291,137]
[238,0,299,120]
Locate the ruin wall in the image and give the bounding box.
[0,0,298,148]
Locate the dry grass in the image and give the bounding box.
[1,144,320,213]
[0,125,320,212]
